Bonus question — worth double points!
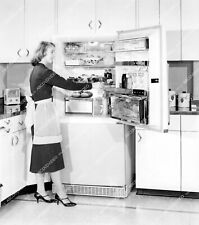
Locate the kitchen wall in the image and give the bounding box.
[0,64,7,97]
[1,61,199,101]
[168,61,194,98]
[0,63,32,97]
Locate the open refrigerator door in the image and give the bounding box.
[106,25,169,132]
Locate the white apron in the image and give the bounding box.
[25,97,62,145]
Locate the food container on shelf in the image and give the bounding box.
[168,90,176,108]
[178,92,190,109]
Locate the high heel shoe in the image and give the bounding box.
[34,192,55,203]
[54,193,76,207]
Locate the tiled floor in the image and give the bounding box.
[1,190,199,225]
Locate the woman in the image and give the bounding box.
[28,41,92,207]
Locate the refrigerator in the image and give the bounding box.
[52,26,168,198]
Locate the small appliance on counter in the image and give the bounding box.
[4,104,20,114]
[4,88,20,105]
[178,91,191,111]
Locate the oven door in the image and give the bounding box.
[110,95,147,124]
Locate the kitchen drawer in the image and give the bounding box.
[181,115,199,131]
[0,115,26,134]
[0,118,12,134]
[168,115,180,131]
[10,115,26,132]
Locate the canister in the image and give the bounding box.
[169,90,176,107]
[178,92,190,108]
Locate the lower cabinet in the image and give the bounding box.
[0,129,26,202]
[136,129,181,191]
[181,132,199,192]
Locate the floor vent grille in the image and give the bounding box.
[56,183,134,198]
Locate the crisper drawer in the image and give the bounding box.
[110,95,147,124]
[181,115,199,131]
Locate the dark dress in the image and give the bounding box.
[29,63,92,173]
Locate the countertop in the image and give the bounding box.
[170,110,199,115]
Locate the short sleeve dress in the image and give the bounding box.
[29,63,92,173]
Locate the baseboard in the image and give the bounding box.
[136,188,199,199]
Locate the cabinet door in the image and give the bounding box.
[181,0,199,60]
[0,0,24,62]
[11,130,26,194]
[181,132,199,192]
[26,0,55,59]
[96,0,136,34]
[57,0,95,35]
[136,129,180,191]
[160,0,181,60]
[0,133,14,201]
[137,0,159,28]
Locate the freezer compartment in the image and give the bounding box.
[110,94,148,124]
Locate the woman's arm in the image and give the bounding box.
[45,69,92,91]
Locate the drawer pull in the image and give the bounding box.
[4,119,10,125]
[18,121,24,125]
[0,126,10,133]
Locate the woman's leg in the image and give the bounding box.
[35,173,51,200]
[50,170,66,198]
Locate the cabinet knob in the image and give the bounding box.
[4,119,10,125]
[88,20,93,30]
[18,121,24,125]
[17,49,22,57]
[0,126,10,133]
[11,135,19,146]
[17,48,29,57]
[137,133,142,142]
[98,20,102,29]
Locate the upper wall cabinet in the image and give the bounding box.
[57,0,95,35]
[160,0,181,60]
[0,0,24,62]
[26,0,55,60]
[181,0,199,60]
[0,0,55,63]
[57,0,136,36]
[137,0,159,28]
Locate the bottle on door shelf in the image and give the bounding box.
[127,74,132,89]
[121,74,127,89]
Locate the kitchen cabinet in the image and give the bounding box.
[0,0,55,63]
[137,0,159,29]
[26,0,55,59]
[0,0,24,62]
[181,132,199,192]
[181,0,199,60]
[57,0,136,35]
[0,115,27,202]
[136,115,181,191]
[0,128,26,202]
[160,0,181,60]
[181,115,199,192]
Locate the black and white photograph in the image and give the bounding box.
[0,0,199,224]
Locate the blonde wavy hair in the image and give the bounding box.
[31,41,55,66]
